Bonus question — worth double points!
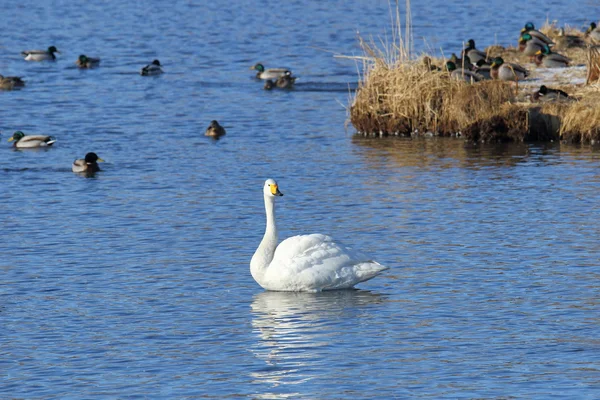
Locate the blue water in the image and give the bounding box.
[2,0,600,398]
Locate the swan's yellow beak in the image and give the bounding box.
[271,184,283,196]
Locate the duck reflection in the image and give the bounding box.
[249,290,386,396]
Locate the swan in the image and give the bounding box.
[250,179,389,292]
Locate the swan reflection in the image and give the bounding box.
[249,290,386,398]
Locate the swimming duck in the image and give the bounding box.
[21,46,60,61]
[518,33,547,56]
[250,63,292,80]
[276,72,296,88]
[140,60,163,76]
[490,57,529,81]
[0,74,25,90]
[264,80,275,90]
[8,131,56,148]
[532,85,570,102]
[72,152,104,173]
[520,22,554,45]
[250,179,389,292]
[554,28,586,50]
[462,39,488,64]
[446,61,484,83]
[585,22,600,43]
[75,54,101,68]
[534,45,570,68]
[205,120,226,138]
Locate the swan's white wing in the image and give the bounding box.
[266,234,388,291]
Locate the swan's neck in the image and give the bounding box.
[250,195,278,286]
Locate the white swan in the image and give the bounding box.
[250,179,389,292]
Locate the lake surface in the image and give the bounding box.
[1,0,600,398]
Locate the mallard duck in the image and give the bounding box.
[75,55,100,68]
[421,56,441,71]
[264,80,275,90]
[534,45,570,68]
[276,72,296,88]
[8,131,56,148]
[520,22,554,45]
[449,53,473,70]
[250,179,388,291]
[490,57,529,81]
[473,59,492,80]
[554,28,586,50]
[585,22,600,43]
[446,61,484,83]
[532,85,570,102]
[21,46,60,61]
[518,33,547,56]
[250,63,292,80]
[205,120,226,138]
[140,60,163,76]
[0,74,25,90]
[462,39,488,64]
[72,152,104,173]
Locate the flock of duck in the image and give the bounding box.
[3,45,389,292]
[427,21,600,101]
[1,46,302,173]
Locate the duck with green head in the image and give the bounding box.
[520,22,554,45]
[586,22,600,43]
[250,63,293,80]
[519,33,547,56]
[0,74,25,90]
[76,55,101,68]
[534,45,570,68]
[490,57,529,81]
[462,39,488,64]
[72,152,104,173]
[8,131,56,148]
[21,46,60,61]
[446,61,484,83]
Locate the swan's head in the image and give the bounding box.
[264,179,283,197]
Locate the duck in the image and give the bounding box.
[250,179,389,292]
[585,22,600,43]
[532,85,570,102]
[8,131,56,148]
[263,80,275,90]
[446,61,484,83]
[473,59,492,80]
[462,39,488,64]
[554,28,586,50]
[75,54,101,68]
[0,74,25,90]
[72,152,104,173]
[421,56,440,71]
[275,72,296,88]
[534,45,570,68]
[140,59,163,76]
[490,57,529,81]
[250,63,292,80]
[518,33,547,57]
[21,46,60,61]
[449,53,473,71]
[520,22,554,45]
[205,120,226,138]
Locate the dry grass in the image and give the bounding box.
[349,11,600,143]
